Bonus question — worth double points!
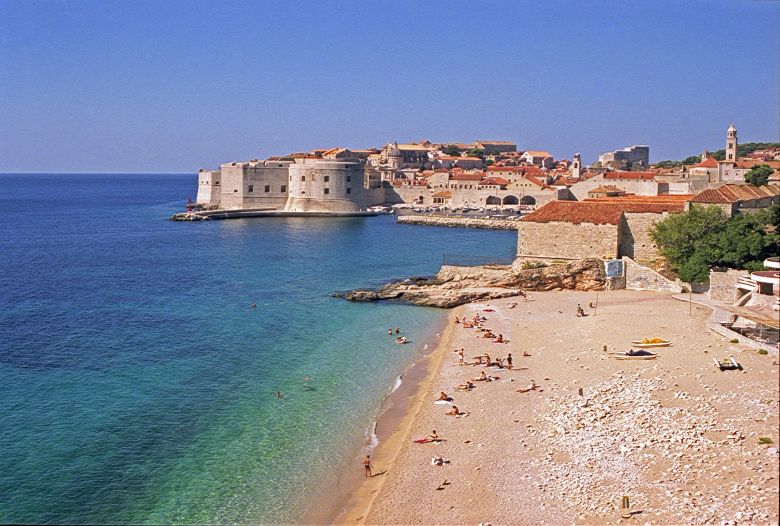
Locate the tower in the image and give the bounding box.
[572,152,582,179]
[725,124,738,162]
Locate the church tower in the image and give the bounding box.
[725,124,738,162]
[572,152,582,179]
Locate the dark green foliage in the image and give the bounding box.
[744,164,773,186]
[653,143,779,167]
[442,144,460,156]
[651,205,780,282]
[464,148,485,159]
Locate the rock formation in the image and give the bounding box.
[337,258,606,308]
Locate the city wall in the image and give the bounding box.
[517,221,619,261]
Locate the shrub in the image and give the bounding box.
[758,437,773,444]
[758,349,768,355]
[730,338,739,343]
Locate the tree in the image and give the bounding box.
[464,148,485,159]
[744,164,773,186]
[441,144,460,156]
[651,205,780,282]
[682,155,700,165]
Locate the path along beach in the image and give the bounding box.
[337,290,779,525]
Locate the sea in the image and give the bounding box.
[0,173,516,524]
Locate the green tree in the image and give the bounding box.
[744,164,773,186]
[650,206,729,282]
[441,144,460,156]
[464,148,485,159]
[651,205,780,282]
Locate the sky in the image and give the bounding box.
[0,0,778,172]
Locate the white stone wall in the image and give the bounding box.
[196,169,221,205]
[219,161,290,210]
[517,221,620,261]
[285,158,366,212]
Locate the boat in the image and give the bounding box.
[631,337,672,348]
[714,357,742,371]
[609,349,658,360]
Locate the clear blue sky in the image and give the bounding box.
[1,0,778,172]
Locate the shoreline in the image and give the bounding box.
[302,312,452,525]
[339,290,779,524]
[331,308,462,524]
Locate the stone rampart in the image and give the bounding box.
[708,268,748,303]
[286,158,366,212]
[397,215,518,230]
[517,221,619,261]
[621,212,670,262]
[622,257,683,293]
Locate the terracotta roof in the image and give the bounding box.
[694,157,718,168]
[487,166,525,173]
[689,184,779,204]
[480,177,510,186]
[449,172,486,181]
[524,175,547,188]
[603,171,656,180]
[583,198,687,213]
[432,191,453,198]
[524,150,553,158]
[521,201,625,225]
[735,159,780,170]
[588,185,624,194]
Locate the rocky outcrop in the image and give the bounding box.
[337,258,606,308]
[169,212,209,221]
[397,215,518,230]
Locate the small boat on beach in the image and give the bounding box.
[631,337,672,348]
[714,356,743,371]
[609,349,658,360]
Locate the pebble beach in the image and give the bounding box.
[339,290,779,525]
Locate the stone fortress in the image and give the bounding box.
[195,124,778,218]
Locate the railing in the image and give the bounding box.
[441,254,515,267]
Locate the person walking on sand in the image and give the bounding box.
[576,304,584,317]
[506,353,513,369]
[363,455,372,477]
[458,348,465,365]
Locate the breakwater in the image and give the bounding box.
[396,215,518,230]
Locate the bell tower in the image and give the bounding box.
[725,124,737,162]
[572,152,582,179]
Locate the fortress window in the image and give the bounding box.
[281,185,287,192]
[346,187,351,194]
[324,176,330,182]
[248,185,254,193]
[301,176,306,181]
[346,176,351,182]
[324,188,330,195]
[264,185,270,192]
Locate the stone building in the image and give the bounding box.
[520,150,554,168]
[219,160,292,209]
[473,140,517,153]
[196,169,222,206]
[598,145,650,169]
[285,157,367,213]
[686,183,779,217]
[517,198,687,262]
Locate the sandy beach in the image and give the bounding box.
[338,290,779,525]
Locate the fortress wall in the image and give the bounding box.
[196,170,222,205]
[517,221,619,261]
[285,159,366,212]
[620,212,670,262]
[220,162,290,210]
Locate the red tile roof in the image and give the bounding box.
[734,159,780,170]
[694,157,718,168]
[689,184,779,204]
[603,171,656,180]
[521,201,625,225]
[480,177,510,186]
[449,172,486,181]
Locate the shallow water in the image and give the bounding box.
[0,173,516,524]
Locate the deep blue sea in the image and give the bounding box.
[0,173,516,524]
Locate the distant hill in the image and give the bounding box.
[653,142,780,168]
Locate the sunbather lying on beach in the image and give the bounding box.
[438,391,452,402]
[456,381,475,391]
[445,405,463,416]
[474,370,498,382]
[516,380,542,393]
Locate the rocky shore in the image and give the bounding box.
[396,215,518,230]
[336,258,605,308]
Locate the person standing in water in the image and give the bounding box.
[363,455,372,477]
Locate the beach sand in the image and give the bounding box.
[338,290,779,525]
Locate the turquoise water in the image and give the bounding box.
[0,174,516,524]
